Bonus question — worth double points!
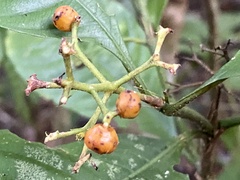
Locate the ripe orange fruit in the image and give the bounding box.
[116,90,141,119]
[52,5,80,32]
[84,124,119,154]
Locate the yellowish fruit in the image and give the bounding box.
[52,5,80,32]
[116,90,141,119]
[84,124,119,154]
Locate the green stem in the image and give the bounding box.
[162,80,225,115]
[219,117,240,129]
[45,128,86,143]
[72,80,116,92]
[46,57,177,98]
[44,92,111,143]
[45,79,119,93]
[123,37,147,45]
[154,26,173,56]
[63,54,74,81]
[161,104,213,134]
[114,57,154,87]
[90,89,109,115]
[71,22,107,83]
[60,85,72,104]
[177,107,213,134]
[103,111,119,125]
[80,92,111,128]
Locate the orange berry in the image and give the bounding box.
[116,90,141,119]
[52,5,80,32]
[84,124,119,154]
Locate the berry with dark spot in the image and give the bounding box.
[52,5,80,32]
[116,90,141,119]
[84,124,119,154]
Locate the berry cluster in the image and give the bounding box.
[39,4,177,173]
[52,6,142,156]
[84,90,141,154]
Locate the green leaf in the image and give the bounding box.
[4,0,166,128]
[0,29,6,62]
[0,29,32,123]
[2,58,32,123]
[1,0,174,140]
[219,117,240,129]
[0,0,148,89]
[0,130,78,179]
[5,24,173,138]
[6,32,96,115]
[0,0,128,60]
[146,0,168,28]
[221,126,240,150]
[103,0,165,96]
[4,31,125,118]
[0,130,191,179]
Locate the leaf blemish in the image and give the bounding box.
[24,146,63,170]
[15,160,48,180]
[155,174,164,179]
[164,170,170,178]
[128,158,137,169]
[127,134,138,141]
[134,144,145,151]
[106,163,120,180]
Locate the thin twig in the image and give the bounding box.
[208,86,221,128]
[123,37,147,45]
[167,81,204,93]
[214,39,233,61]
[201,0,220,178]
[181,55,214,75]
[200,44,223,57]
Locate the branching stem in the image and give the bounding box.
[71,22,107,83]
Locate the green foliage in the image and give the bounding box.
[0,0,148,89]
[0,130,189,179]
[0,0,182,178]
[1,0,172,138]
[0,0,240,179]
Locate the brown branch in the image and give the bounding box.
[200,39,233,62]
[215,39,233,62]
[201,0,221,179]
[208,87,221,127]
[166,81,204,93]
[201,129,224,179]
[181,55,214,75]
